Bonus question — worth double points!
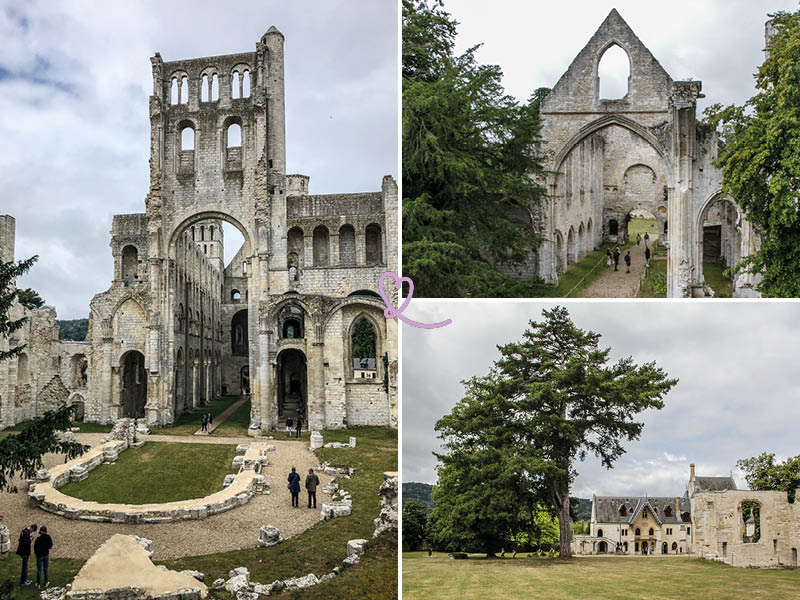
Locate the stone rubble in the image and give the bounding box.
[257,525,282,548]
[373,472,398,538]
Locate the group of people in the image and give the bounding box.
[285,416,303,438]
[605,232,653,273]
[200,412,214,432]
[287,466,320,508]
[15,523,53,588]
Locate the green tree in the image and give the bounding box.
[432,307,676,557]
[402,500,430,551]
[737,452,800,503]
[402,0,548,297]
[1,256,38,362]
[704,10,800,296]
[58,318,89,341]
[16,287,44,310]
[351,318,377,360]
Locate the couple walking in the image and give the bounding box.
[285,416,303,438]
[606,246,632,273]
[15,523,53,588]
[287,466,320,508]
[200,412,213,432]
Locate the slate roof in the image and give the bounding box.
[594,495,691,525]
[693,476,737,493]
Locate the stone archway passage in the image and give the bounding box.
[121,351,147,418]
[277,349,307,421]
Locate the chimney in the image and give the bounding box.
[675,497,681,517]
[689,463,696,496]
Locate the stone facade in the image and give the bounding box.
[508,9,761,297]
[1,27,397,432]
[0,215,93,428]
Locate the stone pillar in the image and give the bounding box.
[192,362,198,408]
[310,341,326,430]
[259,331,272,432]
[667,81,702,298]
[102,334,114,423]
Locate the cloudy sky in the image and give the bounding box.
[1,0,397,319]
[447,0,798,113]
[402,301,800,498]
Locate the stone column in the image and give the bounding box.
[102,337,114,423]
[310,340,326,430]
[259,331,272,432]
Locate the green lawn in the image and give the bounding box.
[152,396,243,436]
[702,262,733,298]
[529,242,630,298]
[402,553,800,600]
[211,398,251,437]
[0,421,112,437]
[59,442,237,504]
[639,258,668,297]
[0,557,83,599]
[164,427,398,599]
[628,217,660,240]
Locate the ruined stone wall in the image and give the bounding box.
[691,488,800,567]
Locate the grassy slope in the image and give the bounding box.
[153,396,243,436]
[402,553,800,600]
[639,258,668,298]
[59,442,237,504]
[163,427,397,598]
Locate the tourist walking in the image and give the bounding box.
[645,246,651,268]
[208,412,213,425]
[636,232,641,246]
[624,250,631,273]
[644,232,650,246]
[613,246,620,271]
[605,248,612,269]
[201,414,207,432]
[295,416,303,438]
[34,526,52,589]
[305,467,320,509]
[15,523,37,585]
[288,467,301,507]
[286,417,294,438]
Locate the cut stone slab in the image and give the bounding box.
[310,431,323,450]
[68,534,208,599]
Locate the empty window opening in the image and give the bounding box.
[180,76,189,104]
[191,226,195,241]
[597,528,604,538]
[200,225,205,241]
[201,74,209,102]
[227,123,241,147]
[209,225,214,240]
[598,44,629,99]
[231,289,241,302]
[211,73,219,100]
[122,245,138,280]
[232,71,240,99]
[242,70,251,97]
[352,317,377,375]
[313,226,329,266]
[742,501,761,543]
[365,224,382,265]
[170,78,179,105]
[242,261,247,274]
[180,126,194,150]
[609,219,619,236]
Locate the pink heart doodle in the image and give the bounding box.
[378,272,452,329]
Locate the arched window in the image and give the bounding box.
[635,528,641,536]
[122,245,138,280]
[209,225,214,240]
[231,71,240,99]
[313,226,329,266]
[242,70,251,97]
[664,505,672,518]
[339,225,356,266]
[352,317,377,376]
[191,226,196,241]
[365,224,382,265]
[201,74,209,102]
[619,505,627,517]
[597,528,604,538]
[180,75,189,104]
[200,225,205,241]
[211,73,219,101]
[227,123,241,147]
[170,77,178,105]
[242,261,247,275]
[283,318,302,339]
[598,44,629,99]
[287,227,303,279]
[649,528,654,536]
[609,219,619,236]
[231,310,248,356]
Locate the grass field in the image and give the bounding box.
[628,217,660,240]
[0,421,112,438]
[402,553,800,600]
[59,442,237,504]
[152,396,242,436]
[211,398,251,437]
[702,262,733,298]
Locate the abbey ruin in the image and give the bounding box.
[510,9,762,297]
[0,27,398,432]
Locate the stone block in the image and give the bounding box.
[347,539,367,557]
[283,573,319,590]
[223,474,235,488]
[181,570,204,582]
[258,525,282,547]
[320,501,352,520]
[310,431,323,450]
[349,436,356,447]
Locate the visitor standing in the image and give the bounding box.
[288,467,301,507]
[605,248,612,269]
[613,246,620,271]
[644,232,650,246]
[201,414,207,432]
[15,523,37,585]
[645,246,651,268]
[305,467,320,508]
[286,417,294,438]
[34,526,52,589]
[208,412,213,425]
[624,250,631,273]
[296,416,303,438]
[636,232,641,246]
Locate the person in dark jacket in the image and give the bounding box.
[286,417,294,438]
[624,250,632,273]
[613,247,621,271]
[288,467,301,507]
[34,526,53,588]
[15,523,37,585]
[645,245,651,268]
[295,417,303,438]
[305,468,320,509]
[201,414,208,432]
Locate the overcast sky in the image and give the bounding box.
[402,301,800,499]
[448,0,798,113]
[0,0,397,319]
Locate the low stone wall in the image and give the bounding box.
[27,441,270,524]
[373,471,398,538]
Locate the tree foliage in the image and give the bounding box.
[402,0,548,297]
[0,256,37,362]
[351,318,377,360]
[402,500,430,551]
[704,10,800,296]
[737,452,800,503]
[16,287,44,310]
[430,307,676,557]
[58,318,89,341]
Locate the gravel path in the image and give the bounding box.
[583,245,649,298]
[0,433,330,560]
